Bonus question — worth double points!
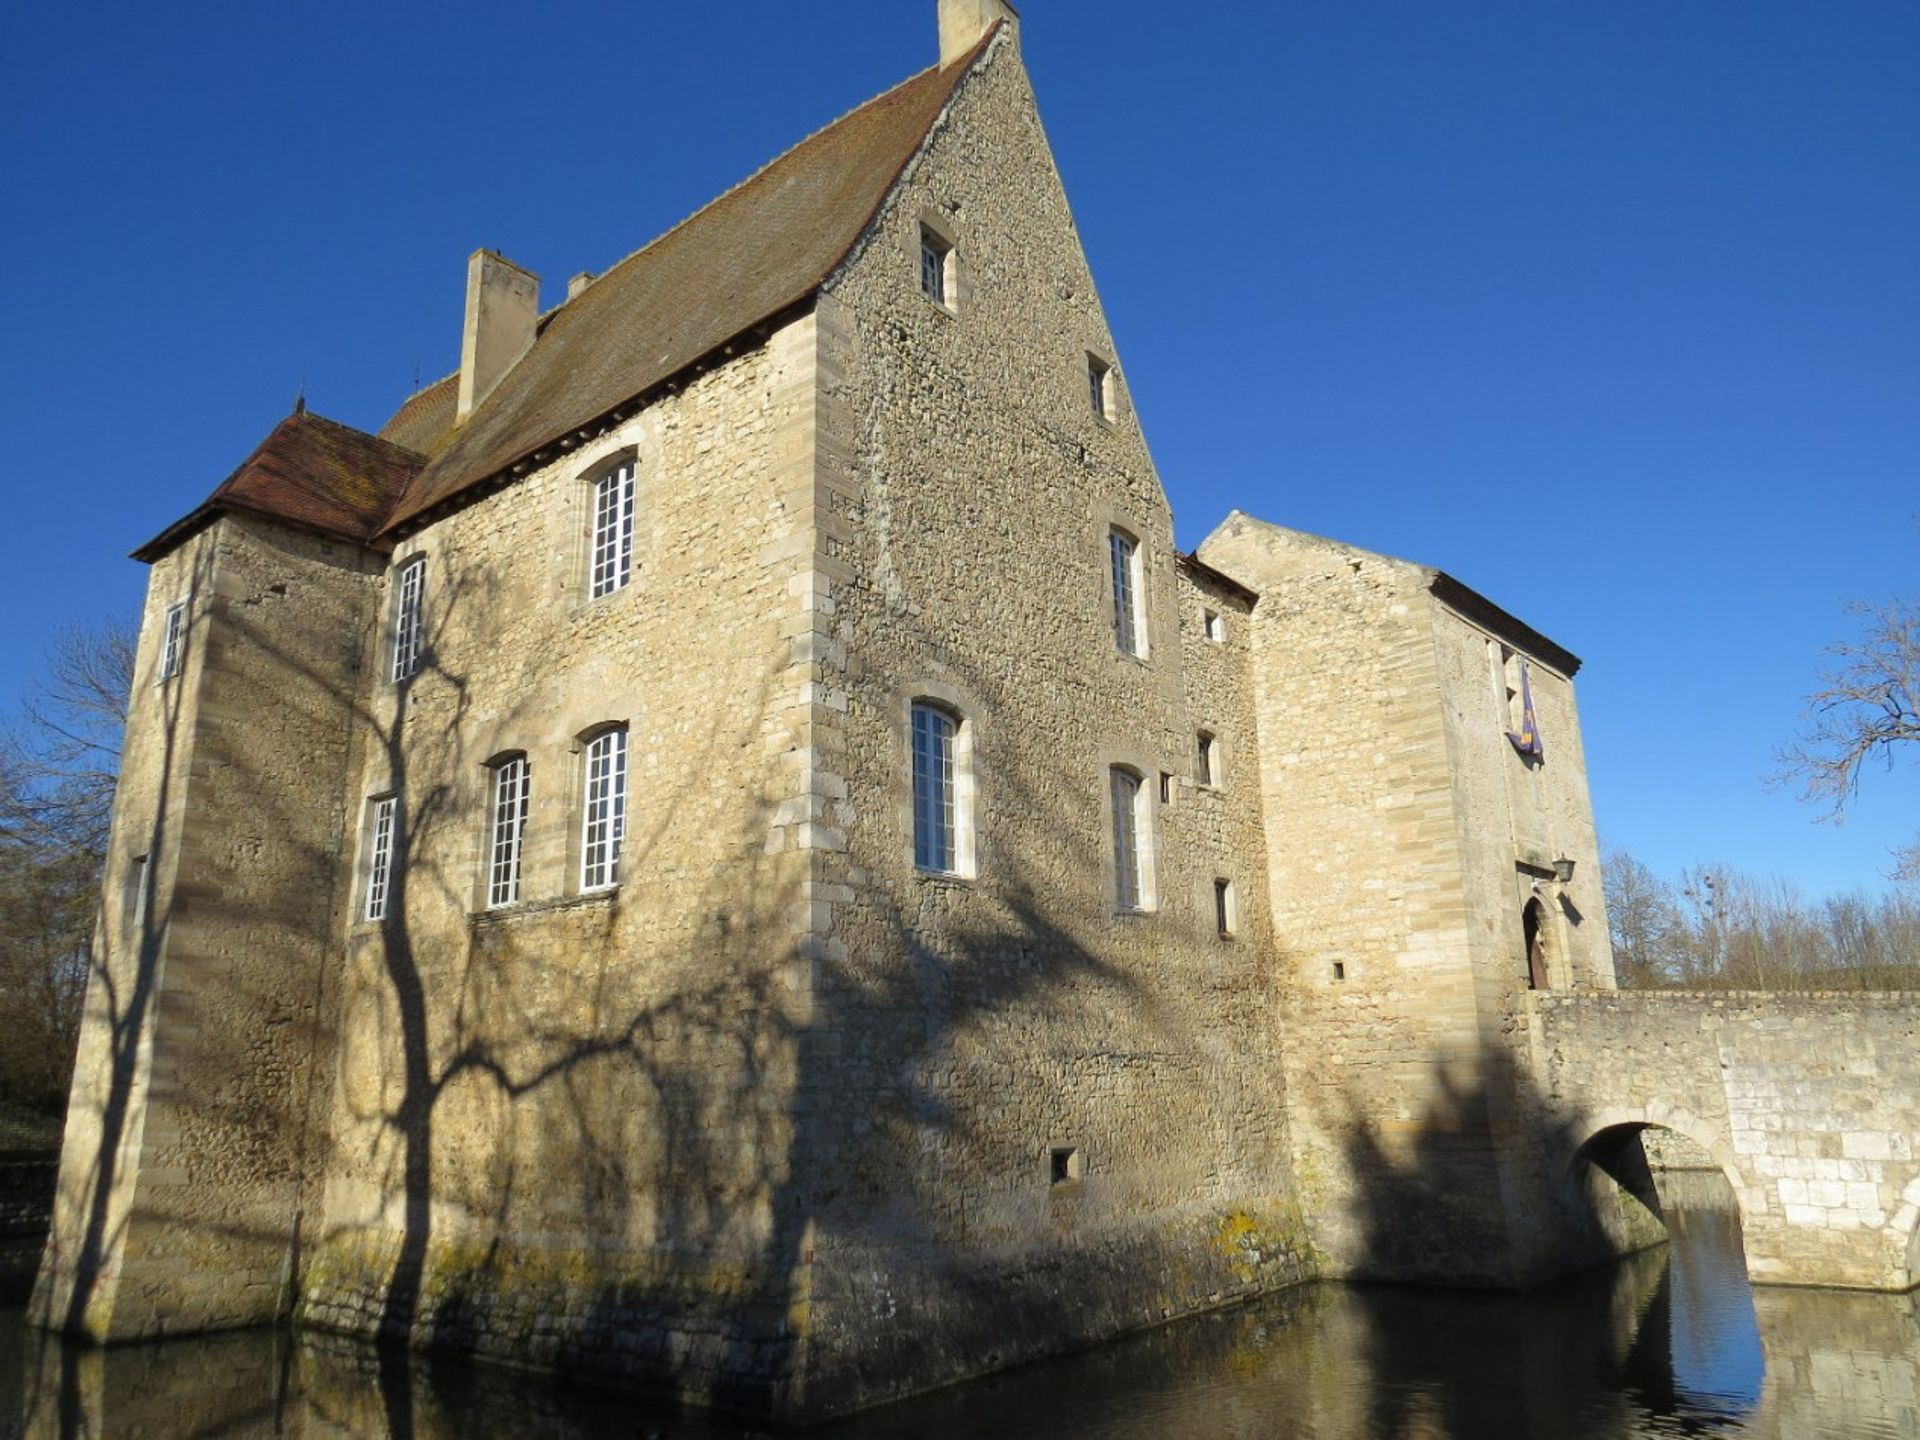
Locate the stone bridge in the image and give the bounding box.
[1530,990,1920,1291]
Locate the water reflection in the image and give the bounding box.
[4,1193,1915,1439]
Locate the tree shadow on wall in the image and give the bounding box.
[1330,1039,1749,1438]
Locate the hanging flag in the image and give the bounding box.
[1507,659,1544,759]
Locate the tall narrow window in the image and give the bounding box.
[488,757,530,908]
[911,703,958,874]
[365,796,397,922]
[158,602,187,682]
[588,460,637,599]
[580,728,628,892]
[390,558,425,682]
[1110,767,1144,912]
[1087,354,1112,420]
[1109,528,1142,657]
[919,227,952,307]
[1214,879,1236,939]
[1197,731,1217,788]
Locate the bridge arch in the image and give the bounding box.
[1567,1104,1761,1242]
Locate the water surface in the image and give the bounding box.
[4,1185,1915,1439]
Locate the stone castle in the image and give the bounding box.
[33,0,1920,1422]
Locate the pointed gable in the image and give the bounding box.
[133,409,425,562]
[378,28,1000,537]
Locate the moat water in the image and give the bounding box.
[3,1179,1916,1439]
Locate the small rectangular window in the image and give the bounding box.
[588,461,637,599]
[1049,1146,1083,1187]
[581,728,628,892]
[1197,732,1216,788]
[390,558,425,682]
[1214,879,1236,939]
[1158,771,1172,805]
[911,703,958,874]
[1110,767,1143,912]
[919,228,951,307]
[1109,528,1142,657]
[365,796,398,922]
[1332,961,1346,981]
[1203,609,1224,643]
[488,757,530,908]
[158,602,187,682]
[1087,354,1112,420]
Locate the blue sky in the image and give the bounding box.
[2,1,1914,897]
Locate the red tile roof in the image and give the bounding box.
[133,407,424,561]
[376,28,997,535]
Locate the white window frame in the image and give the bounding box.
[579,727,628,892]
[1109,528,1145,658]
[588,460,637,600]
[1110,766,1148,913]
[487,756,530,908]
[364,795,398,922]
[390,557,425,683]
[158,601,187,682]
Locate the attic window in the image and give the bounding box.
[920,227,954,309]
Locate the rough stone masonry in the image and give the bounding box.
[31,0,1920,1422]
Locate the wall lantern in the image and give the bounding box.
[1552,856,1576,884]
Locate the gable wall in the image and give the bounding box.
[801,34,1307,1411]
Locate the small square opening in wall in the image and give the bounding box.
[1332,961,1346,981]
[1050,1146,1083,1187]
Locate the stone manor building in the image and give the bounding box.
[37,0,1633,1420]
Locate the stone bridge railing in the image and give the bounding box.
[1528,990,1920,1292]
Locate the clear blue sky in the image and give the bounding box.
[3,1,1914,898]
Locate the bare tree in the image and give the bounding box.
[1779,597,1920,886]
[1602,847,1688,987]
[0,617,135,1114]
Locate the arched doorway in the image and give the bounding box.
[1523,897,1549,990]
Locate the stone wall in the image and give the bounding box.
[35,516,381,1339]
[795,30,1309,1414]
[298,311,825,1413]
[1533,989,1920,1290]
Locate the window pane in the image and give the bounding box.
[911,704,957,873]
[1109,531,1138,655]
[920,240,945,304]
[366,796,396,922]
[159,603,186,681]
[1111,768,1141,910]
[489,758,528,907]
[581,729,628,891]
[590,463,636,599]
[391,560,425,681]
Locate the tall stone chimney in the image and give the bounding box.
[939,0,1016,67]
[457,249,540,422]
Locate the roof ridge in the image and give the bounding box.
[300,407,429,462]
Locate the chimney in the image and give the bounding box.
[457,249,540,422]
[939,0,1016,67]
[567,270,595,301]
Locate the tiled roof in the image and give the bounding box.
[133,407,424,562]
[376,29,996,535]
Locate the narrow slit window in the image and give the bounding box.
[920,228,952,307]
[158,602,187,681]
[580,728,628,892]
[588,461,637,599]
[1109,528,1142,657]
[911,703,958,874]
[1214,879,1235,938]
[390,558,425,682]
[126,854,150,939]
[365,796,397,922]
[1087,354,1112,420]
[488,757,530,908]
[1197,731,1217,788]
[1110,767,1144,911]
[1203,609,1225,643]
